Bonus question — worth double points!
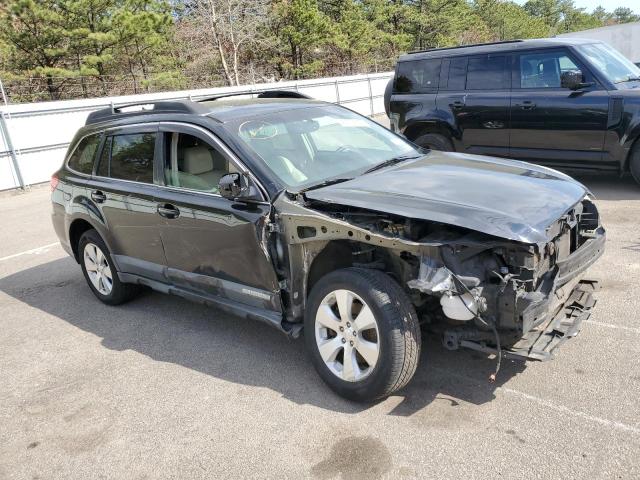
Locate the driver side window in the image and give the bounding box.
[520,51,579,89]
[163,132,236,193]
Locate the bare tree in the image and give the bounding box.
[189,0,269,86]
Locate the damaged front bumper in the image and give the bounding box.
[417,226,605,362]
[458,279,597,361]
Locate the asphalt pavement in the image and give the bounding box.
[0,173,639,479]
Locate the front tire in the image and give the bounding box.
[78,229,139,305]
[305,268,421,402]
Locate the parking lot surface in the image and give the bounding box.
[1,174,639,479]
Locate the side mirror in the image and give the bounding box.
[561,70,593,90]
[218,172,260,201]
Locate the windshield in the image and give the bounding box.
[577,43,640,85]
[227,105,421,190]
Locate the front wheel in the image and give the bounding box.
[304,268,421,402]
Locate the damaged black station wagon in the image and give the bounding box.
[52,91,605,401]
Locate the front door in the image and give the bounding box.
[509,48,610,169]
[153,123,282,314]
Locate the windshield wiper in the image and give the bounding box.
[363,154,421,175]
[616,75,640,84]
[299,177,353,193]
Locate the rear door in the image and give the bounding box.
[153,122,282,315]
[509,48,609,168]
[391,58,441,136]
[436,53,511,157]
[87,124,167,281]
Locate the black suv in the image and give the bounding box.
[52,91,604,401]
[385,38,640,183]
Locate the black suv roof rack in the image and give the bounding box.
[85,89,309,125]
[407,39,523,55]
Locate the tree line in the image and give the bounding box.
[0,0,638,103]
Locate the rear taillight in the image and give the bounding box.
[50,174,59,191]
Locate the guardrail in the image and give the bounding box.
[0,72,393,191]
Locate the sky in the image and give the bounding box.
[514,0,640,13]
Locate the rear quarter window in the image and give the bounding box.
[394,59,441,93]
[67,134,101,174]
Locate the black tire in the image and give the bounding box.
[414,132,453,152]
[78,229,139,305]
[304,268,421,402]
[630,142,640,186]
[383,78,393,117]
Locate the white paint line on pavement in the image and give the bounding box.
[432,367,639,435]
[583,319,640,334]
[500,387,640,435]
[0,243,60,262]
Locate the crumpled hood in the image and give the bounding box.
[304,151,589,244]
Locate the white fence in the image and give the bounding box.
[0,72,393,191]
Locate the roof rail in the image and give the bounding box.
[194,89,310,103]
[407,39,524,55]
[85,90,310,125]
[86,100,204,125]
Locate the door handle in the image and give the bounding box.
[157,203,180,219]
[515,101,536,110]
[91,190,106,203]
[450,100,465,110]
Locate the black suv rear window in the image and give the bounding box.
[67,134,101,174]
[466,55,509,90]
[97,133,156,183]
[395,59,441,93]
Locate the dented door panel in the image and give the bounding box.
[155,188,282,312]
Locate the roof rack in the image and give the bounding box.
[85,100,205,125]
[85,89,309,125]
[407,39,524,55]
[194,89,310,103]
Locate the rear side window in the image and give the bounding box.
[447,57,468,90]
[67,134,101,174]
[466,55,509,90]
[97,133,156,183]
[395,59,441,93]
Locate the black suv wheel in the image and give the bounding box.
[304,268,421,402]
[630,142,640,186]
[78,229,140,305]
[414,133,453,152]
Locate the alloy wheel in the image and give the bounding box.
[83,242,113,295]
[314,289,380,382]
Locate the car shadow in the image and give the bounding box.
[0,256,526,416]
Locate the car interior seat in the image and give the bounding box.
[180,146,229,191]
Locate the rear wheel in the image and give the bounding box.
[414,132,453,152]
[305,268,421,402]
[78,229,139,305]
[629,142,640,186]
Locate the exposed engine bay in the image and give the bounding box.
[272,192,605,362]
